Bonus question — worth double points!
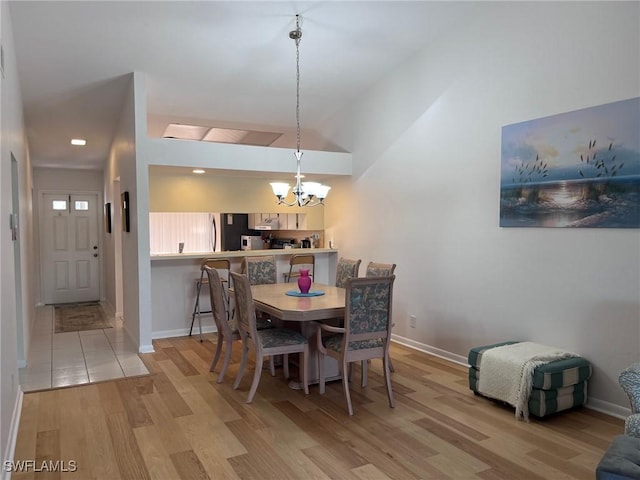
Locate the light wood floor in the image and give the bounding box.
[13,336,623,479]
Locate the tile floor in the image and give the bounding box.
[19,304,150,392]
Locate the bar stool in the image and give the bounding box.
[190,258,231,341]
[284,253,315,283]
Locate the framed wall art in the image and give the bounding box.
[104,202,112,234]
[500,97,640,228]
[121,191,130,232]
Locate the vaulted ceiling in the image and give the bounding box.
[9,1,478,170]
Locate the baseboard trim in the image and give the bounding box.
[587,398,629,420]
[391,334,468,366]
[2,389,24,480]
[390,334,628,420]
[139,344,155,354]
[152,326,217,340]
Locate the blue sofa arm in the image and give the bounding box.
[619,363,640,414]
[596,435,640,480]
[626,414,640,439]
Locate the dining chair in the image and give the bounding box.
[205,266,240,383]
[237,256,280,373]
[365,262,396,277]
[325,257,362,332]
[335,257,361,288]
[241,255,277,285]
[315,275,396,415]
[230,272,309,403]
[205,266,274,383]
[284,253,315,283]
[363,261,397,377]
[190,258,231,341]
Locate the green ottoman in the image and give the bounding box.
[468,341,592,417]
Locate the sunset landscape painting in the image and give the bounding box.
[500,97,640,228]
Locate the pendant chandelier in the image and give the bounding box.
[270,15,330,207]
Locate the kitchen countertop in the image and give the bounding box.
[150,248,336,261]
[150,248,339,336]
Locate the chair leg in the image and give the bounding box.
[283,354,290,380]
[233,339,248,390]
[342,359,354,415]
[318,351,326,395]
[247,353,263,403]
[383,353,395,409]
[269,356,276,376]
[388,357,395,373]
[189,281,201,337]
[197,302,203,342]
[210,332,224,372]
[217,338,234,384]
[361,360,368,387]
[301,348,309,395]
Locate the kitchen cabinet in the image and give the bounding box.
[278,213,306,230]
[249,212,307,230]
[249,213,279,229]
[248,213,260,229]
[288,213,307,230]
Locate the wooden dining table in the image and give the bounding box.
[249,282,346,387]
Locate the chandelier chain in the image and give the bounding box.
[270,14,330,207]
[294,15,301,154]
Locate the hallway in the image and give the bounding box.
[19,304,149,392]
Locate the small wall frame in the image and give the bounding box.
[104,202,112,233]
[121,192,130,232]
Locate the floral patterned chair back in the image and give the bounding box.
[343,276,395,350]
[335,258,362,288]
[365,262,397,278]
[242,255,277,285]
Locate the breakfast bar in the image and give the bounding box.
[150,248,338,338]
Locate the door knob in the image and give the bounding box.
[93,246,98,250]
[93,253,98,258]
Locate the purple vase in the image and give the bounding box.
[298,269,312,294]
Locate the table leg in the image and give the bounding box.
[288,321,340,389]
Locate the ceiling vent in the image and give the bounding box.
[163,124,282,147]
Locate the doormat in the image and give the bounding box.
[54,302,112,333]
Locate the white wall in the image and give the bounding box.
[0,0,33,469]
[32,167,103,191]
[104,74,146,350]
[321,2,640,414]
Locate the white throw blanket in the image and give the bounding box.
[477,342,578,421]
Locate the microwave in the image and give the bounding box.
[241,235,263,251]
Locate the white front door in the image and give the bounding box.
[41,193,100,304]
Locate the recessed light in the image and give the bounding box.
[70,138,86,146]
[192,169,205,174]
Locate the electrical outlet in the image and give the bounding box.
[409,315,416,328]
